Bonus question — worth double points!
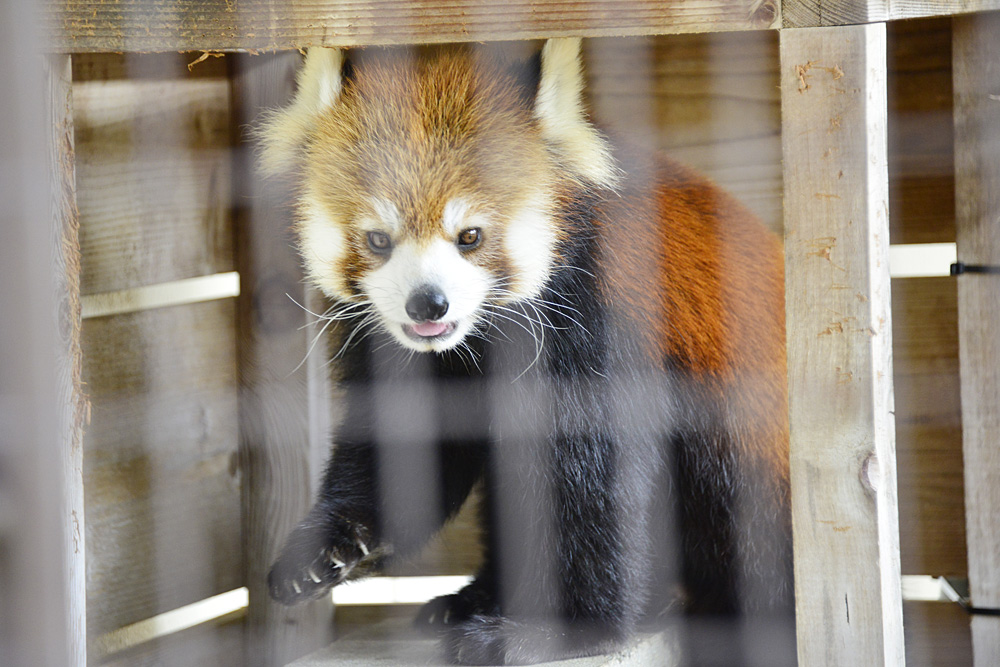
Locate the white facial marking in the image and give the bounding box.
[370,198,402,233]
[443,199,472,236]
[361,238,491,352]
[298,198,348,299]
[504,195,558,300]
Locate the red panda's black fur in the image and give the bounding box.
[263,42,793,666]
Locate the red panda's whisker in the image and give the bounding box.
[484,304,547,377]
[289,315,338,376]
[330,312,383,360]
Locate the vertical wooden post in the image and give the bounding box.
[953,13,1000,667]
[46,53,88,667]
[0,4,78,663]
[231,52,335,666]
[780,23,904,667]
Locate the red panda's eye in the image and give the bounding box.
[457,228,481,250]
[367,231,392,254]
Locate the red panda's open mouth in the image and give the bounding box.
[402,321,457,341]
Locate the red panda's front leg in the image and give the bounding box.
[268,440,381,604]
[269,341,493,606]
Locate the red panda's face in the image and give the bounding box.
[259,42,617,353]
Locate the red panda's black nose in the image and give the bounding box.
[405,286,449,322]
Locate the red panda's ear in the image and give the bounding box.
[255,48,344,176]
[535,39,619,188]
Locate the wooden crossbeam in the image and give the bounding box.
[46,0,780,53]
[783,0,1000,27]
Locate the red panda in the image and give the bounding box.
[259,40,792,666]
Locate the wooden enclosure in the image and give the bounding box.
[5,1,998,666]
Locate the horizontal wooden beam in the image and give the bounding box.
[46,0,779,53]
[783,0,1000,28]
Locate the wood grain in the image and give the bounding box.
[47,0,780,53]
[73,53,234,296]
[783,0,1000,27]
[586,31,783,233]
[953,12,1000,666]
[81,300,242,639]
[0,12,75,662]
[891,277,967,576]
[231,51,335,666]
[903,601,973,667]
[48,53,88,667]
[781,23,904,666]
[100,613,246,667]
[887,17,955,245]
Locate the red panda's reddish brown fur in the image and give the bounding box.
[590,150,789,487]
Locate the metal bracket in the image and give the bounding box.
[940,577,1000,616]
[950,262,1000,275]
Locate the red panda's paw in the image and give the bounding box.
[267,517,374,605]
[413,579,499,635]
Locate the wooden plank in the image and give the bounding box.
[48,53,89,667]
[780,23,904,666]
[953,12,1000,666]
[783,0,1000,27]
[903,601,973,667]
[586,30,783,233]
[887,17,955,245]
[289,618,679,667]
[231,52,335,666]
[46,0,780,53]
[0,7,75,663]
[82,299,242,638]
[73,53,234,296]
[891,277,967,576]
[782,0,888,25]
[99,613,246,667]
[73,52,229,81]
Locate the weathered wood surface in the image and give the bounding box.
[783,0,1000,27]
[903,601,973,667]
[231,51,335,666]
[73,53,234,296]
[781,23,904,666]
[953,12,1000,667]
[100,613,246,667]
[887,17,954,245]
[82,300,242,639]
[47,0,780,53]
[48,53,89,667]
[289,618,678,667]
[891,277,966,576]
[0,6,74,662]
[587,30,783,233]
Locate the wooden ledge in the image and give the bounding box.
[45,0,779,53]
[782,0,1000,27]
[286,619,679,667]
